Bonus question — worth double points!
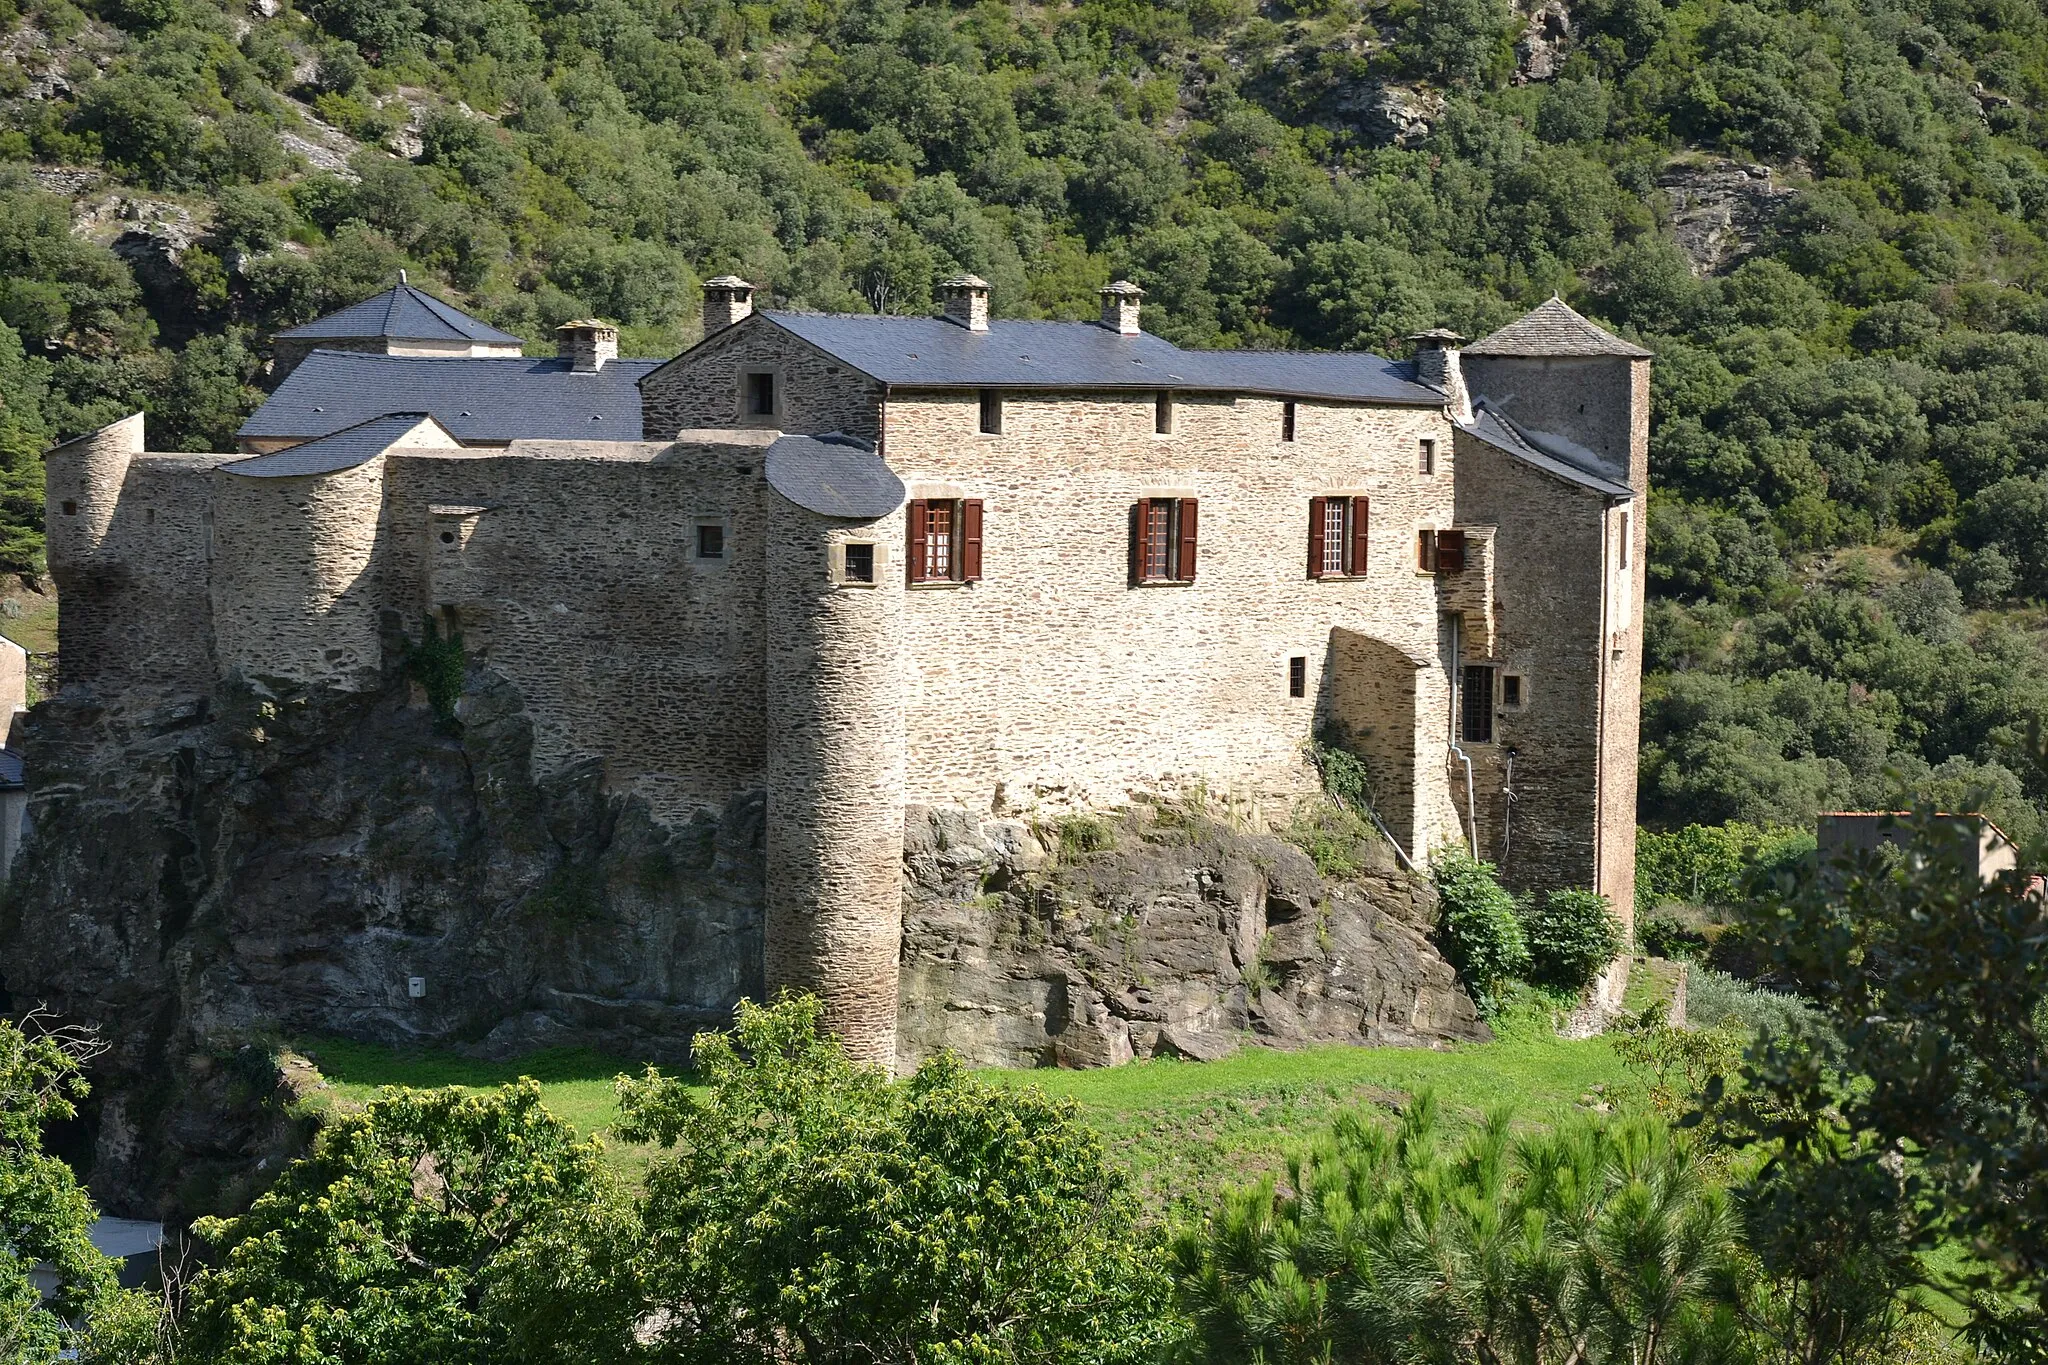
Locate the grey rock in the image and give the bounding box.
[1657,158,1797,276]
[1156,1026,1238,1063]
[1515,0,1571,81]
[1332,82,1443,148]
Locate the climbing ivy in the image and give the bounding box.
[405,616,465,724]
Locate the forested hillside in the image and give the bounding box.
[5,0,2048,834]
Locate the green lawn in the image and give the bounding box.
[295,1023,1632,1214]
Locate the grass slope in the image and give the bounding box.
[297,1027,1631,1213]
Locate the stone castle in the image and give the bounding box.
[44,275,1648,1068]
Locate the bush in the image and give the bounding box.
[1431,851,1529,1015]
[1685,964,1818,1038]
[1518,888,1625,993]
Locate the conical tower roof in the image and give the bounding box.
[1464,296,1651,358]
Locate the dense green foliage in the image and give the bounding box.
[181,1080,640,1365]
[1430,850,1531,1013]
[1519,888,1626,992]
[614,994,1177,1364]
[9,0,2048,824]
[1722,809,2048,1350]
[1636,822,1815,913]
[0,1016,147,1365]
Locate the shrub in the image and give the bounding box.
[1518,888,1625,993]
[1431,851,1529,1015]
[1054,812,1115,861]
[1685,965,1818,1039]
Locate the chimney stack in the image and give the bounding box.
[557,319,619,373]
[939,274,991,331]
[1409,328,1471,424]
[702,275,755,336]
[1099,280,1144,335]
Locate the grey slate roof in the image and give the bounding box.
[746,313,1442,404]
[240,352,660,444]
[1460,402,1635,498]
[766,433,905,518]
[1463,298,1652,359]
[276,282,522,345]
[224,414,443,478]
[0,747,24,790]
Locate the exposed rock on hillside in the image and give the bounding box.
[1332,81,1444,148]
[1659,158,1798,275]
[898,805,1486,1070]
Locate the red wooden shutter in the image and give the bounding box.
[1438,527,1466,573]
[1177,498,1199,581]
[1349,496,1369,576]
[1417,529,1435,572]
[907,498,928,583]
[960,499,983,582]
[1129,501,1145,584]
[1307,496,1327,579]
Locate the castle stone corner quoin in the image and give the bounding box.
[13,276,1648,1205]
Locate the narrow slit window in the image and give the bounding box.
[1460,665,1496,744]
[1155,391,1174,435]
[1288,656,1306,698]
[979,388,1003,435]
[1281,401,1297,442]
[1419,438,1436,474]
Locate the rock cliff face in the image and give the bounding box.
[1,667,1482,1215]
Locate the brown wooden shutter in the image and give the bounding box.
[960,499,983,582]
[1129,501,1145,584]
[1307,496,1327,579]
[1438,527,1466,573]
[1177,497,1199,581]
[1417,529,1435,572]
[1349,496,1370,576]
[907,498,928,583]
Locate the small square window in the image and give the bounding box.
[744,371,776,417]
[843,542,875,583]
[1503,674,1524,707]
[696,522,726,559]
[1281,400,1297,442]
[1419,438,1437,475]
[61,500,76,517]
[1288,656,1306,698]
[979,389,1003,435]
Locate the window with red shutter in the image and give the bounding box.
[960,499,984,582]
[1307,496,1327,579]
[1348,496,1369,576]
[1177,498,1198,581]
[1438,528,1467,573]
[1143,499,1173,580]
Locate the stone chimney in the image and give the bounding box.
[556,318,619,373]
[1409,328,1471,424]
[702,275,755,335]
[940,274,991,331]
[1099,280,1144,335]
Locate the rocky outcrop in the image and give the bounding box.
[1332,81,1444,148]
[1,667,763,1216]
[1515,0,1572,81]
[1658,157,1798,275]
[897,805,1487,1070]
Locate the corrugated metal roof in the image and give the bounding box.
[748,313,1442,404]
[223,414,443,478]
[1463,297,1652,359]
[277,283,523,345]
[1459,402,1635,498]
[240,352,659,443]
[766,433,905,518]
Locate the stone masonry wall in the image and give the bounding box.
[379,438,773,823]
[762,495,909,1066]
[880,387,1468,855]
[638,315,884,442]
[210,456,389,692]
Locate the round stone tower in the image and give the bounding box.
[761,433,908,1068]
[43,412,145,691]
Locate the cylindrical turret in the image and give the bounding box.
[44,412,143,571]
[761,434,907,1068]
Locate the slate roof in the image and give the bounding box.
[0,747,24,790]
[1459,401,1635,498]
[766,433,905,518]
[276,282,522,345]
[728,313,1442,405]
[1463,297,1652,359]
[240,352,660,444]
[224,414,446,478]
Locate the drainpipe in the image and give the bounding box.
[1501,747,1518,872]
